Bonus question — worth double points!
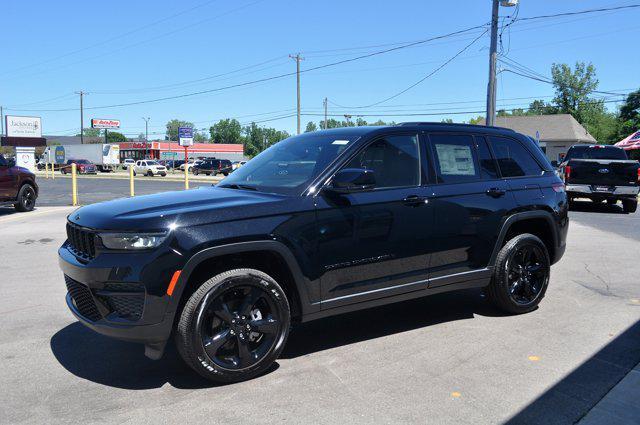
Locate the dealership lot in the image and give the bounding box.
[0,204,638,424]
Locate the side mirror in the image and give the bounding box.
[325,168,376,194]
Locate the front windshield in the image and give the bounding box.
[76,160,90,164]
[147,161,159,165]
[219,132,360,195]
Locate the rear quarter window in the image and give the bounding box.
[487,136,543,178]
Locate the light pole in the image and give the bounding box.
[142,117,150,159]
[486,0,518,126]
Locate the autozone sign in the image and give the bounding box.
[91,118,120,129]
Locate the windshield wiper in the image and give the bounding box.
[218,183,258,191]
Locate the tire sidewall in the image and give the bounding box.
[15,184,35,212]
[179,269,290,383]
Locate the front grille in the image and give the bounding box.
[65,276,102,321]
[66,222,96,259]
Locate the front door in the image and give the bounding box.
[316,132,434,308]
[0,155,15,200]
[426,133,516,286]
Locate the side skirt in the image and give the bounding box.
[301,269,492,323]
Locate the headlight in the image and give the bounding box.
[99,232,168,250]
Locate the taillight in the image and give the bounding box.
[552,183,565,193]
[637,167,640,183]
[564,165,571,182]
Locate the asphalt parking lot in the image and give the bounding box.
[0,201,639,424]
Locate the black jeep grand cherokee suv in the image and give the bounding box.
[59,123,568,383]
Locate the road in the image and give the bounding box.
[0,202,638,424]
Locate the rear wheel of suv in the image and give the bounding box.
[622,199,637,214]
[487,233,550,314]
[147,170,154,177]
[176,268,291,383]
[14,184,36,212]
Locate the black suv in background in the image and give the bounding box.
[58,123,568,383]
[192,158,233,176]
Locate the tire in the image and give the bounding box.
[133,171,137,176]
[61,168,67,175]
[223,172,229,176]
[487,233,550,314]
[14,184,36,212]
[147,170,154,177]
[623,199,637,214]
[160,172,166,177]
[176,268,290,383]
[193,169,199,176]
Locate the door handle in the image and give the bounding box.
[486,187,506,198]
[402,195,429,206]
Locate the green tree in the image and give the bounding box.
[468,116,485,125]
[441,118,454,124]
[76,128,101,137]
[550,62,599,123]
[618,89,640,139]
[528,99,558,115]
[210,119,244,144]
[194,130,208,142]
[305,121,318,132]
[105,131,127,144]
[165,119,194,141]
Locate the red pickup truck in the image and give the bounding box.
[0,154,38,212]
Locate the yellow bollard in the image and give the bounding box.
[71,163,78,206]
[44,163,49,179]
[129,164,135,197]
[184,164,189,190]
[51,163,55,180]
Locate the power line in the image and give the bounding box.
[4,23,489,112]
[514,4,640,22]
[329,29,489,109]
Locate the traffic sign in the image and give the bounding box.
[178,127,194,146]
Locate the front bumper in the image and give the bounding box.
[566,184,639,198]
[58,243,181,349]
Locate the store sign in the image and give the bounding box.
[178,127,194,146]
[6,115,42,138]
[91,118,120,129]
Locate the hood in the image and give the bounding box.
[69,186,288,231]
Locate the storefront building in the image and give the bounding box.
[118,141,245,162]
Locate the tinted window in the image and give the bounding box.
[430,134,480,184]
[488,136,543,177]
[345,134,420,188]
[0,155,6,167]
[476,137,498,179]
[565,145,628,160]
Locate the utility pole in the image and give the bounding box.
[323,97,328,129]
[289,53,303,134]
[0,106,4,137]
[486,0,517,126]
[142,117,150,159]
[485,0,500,127]
[75,91,85,144]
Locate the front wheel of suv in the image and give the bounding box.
[487,233,550,314]
[176,268,291,383]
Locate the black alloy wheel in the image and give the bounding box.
[15,184,36,212]
[487,233,550,314]
[506,244,546,306]
[176,268,290,383]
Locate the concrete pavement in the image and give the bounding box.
[0,205,638,424]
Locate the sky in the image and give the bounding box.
[2,0,639,139]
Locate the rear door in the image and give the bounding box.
[426,133,516,285]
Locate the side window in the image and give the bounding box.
[429,134,480,184]
[488,136,543,177]
[345,134,420,189]
[476,136,498,180]
[0,155,6,167]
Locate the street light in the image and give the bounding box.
[142,117,150,159]
[486,0,518,126]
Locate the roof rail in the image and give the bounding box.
[398,121,515,132]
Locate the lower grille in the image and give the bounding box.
[97,282,145,321]
[65,276,102,321]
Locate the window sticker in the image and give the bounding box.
[435,144,476,175]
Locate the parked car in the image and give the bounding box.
[179,158,200,172]
[232,160,247,170]
[162,159,184,170]
[60,159,97,174]
[133,160,167,177]
[559,144,639,213]
[59,123,568,383]
[0,154,38,212]
[122,159,136,170]
[192,159,233,176]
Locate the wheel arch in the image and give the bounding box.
[169,241,316,325]
[489,211,559,266]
